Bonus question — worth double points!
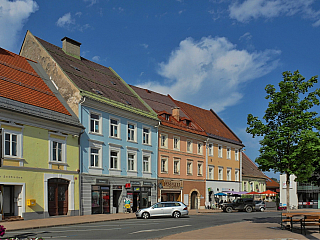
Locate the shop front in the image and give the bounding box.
[297,182,320,209]
[125,181,153,212]
[158,179,183,202]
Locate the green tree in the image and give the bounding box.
[246,70,320,211]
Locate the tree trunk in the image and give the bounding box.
[286,173,290,213]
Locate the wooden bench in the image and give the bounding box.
[281,213,303,232]
[301,215,320,235]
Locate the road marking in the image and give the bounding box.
[129,224,192,234]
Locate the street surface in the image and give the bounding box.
[4,211,279,239]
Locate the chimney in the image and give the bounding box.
[61,37,81,60]
[172,107,180,121]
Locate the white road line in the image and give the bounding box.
[129,224,192,234]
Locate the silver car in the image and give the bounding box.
[135,201,188,219]
[254,200,266,212]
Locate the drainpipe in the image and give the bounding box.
[205,138,209,207]
[240,149,243,192]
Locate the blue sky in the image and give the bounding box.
[2,0,320,180]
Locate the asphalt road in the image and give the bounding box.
[4,211,280,239]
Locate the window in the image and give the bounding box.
[143,127,151,145]
[173,136,180,150]
[4,132,18,157]
[187,160,193,175]
[127,152,136,171]
[143,155,150,172]
[218,167,223,180]
[208,166,214,180]
[208,143,213,156]
[110,118,120,138]
[49,135,67,163]
[90,148,100,167]
[227,168,231,181]
[110,150,119,169]
[187,140,192,153]
[235,149,239,161]
[197,142,203,154]
[160,133,168,148]
[218,145,222,158]
[173,159,180,174]
[127,123,136,141]
[244,182,247,191]
[227,147,231,159]
[161,157,168,173]
[197,162,203,176]
[90,113,101,134]
[52,141,63,161]
[235,169,239,181]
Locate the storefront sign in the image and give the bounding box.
[96,179,108,184]
[125,183,131,188]
[130,181,141,186]
[159,179,183,189]
[143,182,152,186]
[113,185,122,189]
[134,187,140,191]
[0,175,23,179]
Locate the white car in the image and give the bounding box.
[135,201,188,219]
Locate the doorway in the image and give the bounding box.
[191,191,198,209]
[113,190,121,213]
[48,178,69,216]
[3,185,14,216]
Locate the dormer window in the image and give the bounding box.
[165,114,170,121]
[185,120,191,126]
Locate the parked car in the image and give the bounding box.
[135,201,188,219]
[254,200,266,212]
[221,198,255,213]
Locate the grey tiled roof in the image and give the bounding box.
[242,152,267,179]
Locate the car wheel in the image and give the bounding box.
[173,211,181,218]
[226,207,233,213]
[142,212,150,219]
[260,207,265,212]
[246,206,253,213]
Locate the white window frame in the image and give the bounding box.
[110,117,120,138]
[173,136,180,150]
[218,167,223,180]
[3,129,23,159]
[208,143,213,156]
[187,160,193,175]
[89,141,102,169]
[161,157,168,173]
[186,140,192,153]
[227,168,231,181]
[127,150,137,172]
[218,145,222,158]
[173,158,180,175]
[227,147,231,159]
[197,142,203,155]
[127,122,137,142]
[197,162,203,176]
[89,112,102,134]
[208,166,214,180]
[143,154,151,173]
[235,169,239,181]
[160,133,168,148]
[142,126,151,145]
[109,146,120,170]
[235,149,239,161]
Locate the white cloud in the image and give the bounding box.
[0,0,38,51]
[84,0,97,7]
[140,43,149,49]
[229,0,320,26]
[138,36,280,113]
[92,55,100,61]
[56,12,75,28]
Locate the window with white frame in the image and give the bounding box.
[208,143,213,156]
[52,141,63,161]
[90,148,100,167]
[110,118,120,138]
[197,142,203,154]
[197,162,203,176]
[187,160,193,175]
[161,157,168,173]
[127,152,136,171]
[127,122,136,142]
[187,140,192,153]
[227,147,231,159]
[90,112,101,134]
[235,149,239,161]
[49,134,67,163]
[143,127,151,145]
[173,136,180,150]
[208,166,214,180]
[244,182,247,191]
[227,168,231,181]
[143,155,150,172]
[4,131,21,158]
[173,158,180,174]
[110,149,120,169]
[160,133,168,148]
[218,145,222,158]
[218,167,223,180]
[235,169,239,181]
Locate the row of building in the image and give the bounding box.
[0,31,276,220]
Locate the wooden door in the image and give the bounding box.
[48,179,69,216]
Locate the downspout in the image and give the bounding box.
[240,149,243,192]
[205,138,209,206]
[78,97,86,215]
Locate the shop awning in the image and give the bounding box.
[214,192,227,196]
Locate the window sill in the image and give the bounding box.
[143,171,151,174]
[89,166,103,170]
[142,143,152,146]
[89,132,103,136]
[127,170,138,173]
[49,161,67,166]
[127,140,138,144]
[3,156,24,161]
[109,136,121,140]
[109,168,121,171]
[160,171,168,174]
[174,173,180,175]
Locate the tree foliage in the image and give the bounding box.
[247,70,320,182]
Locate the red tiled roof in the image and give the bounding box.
[266,176,280,188]
[0,48,71,116]
[242,152,267,179]
[173,99,242,144]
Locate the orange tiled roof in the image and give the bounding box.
[0,48,71,116]
[266,176,280,188]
